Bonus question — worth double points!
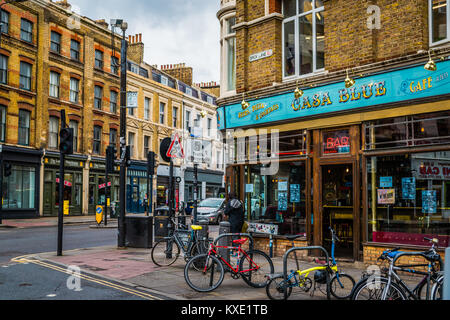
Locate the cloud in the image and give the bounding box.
[69,0,220,83]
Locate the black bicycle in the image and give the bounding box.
[352,237,443,300]
[151,216,210,267]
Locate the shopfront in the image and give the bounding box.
[88,159,119,215]
[43,153,85,217]
[1,146,41,219]
[219,60,450,261]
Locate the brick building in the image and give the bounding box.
[217,0,450,263]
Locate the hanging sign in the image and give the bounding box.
[422,190,437,214]
[380,177,393,188]
[167,133,185,159]
[377,189,396,205]
[127,91,138,109]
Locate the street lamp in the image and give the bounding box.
[110,19,128,248]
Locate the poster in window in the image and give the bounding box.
[377,189,395,205]
[422,190,437,214]
[380,176,393,188]
[245,184,254,193]
[278,180,288,191]
[290,184,301,203]
[401,177,416,200]
[278,191,288,211]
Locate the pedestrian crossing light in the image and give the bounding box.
[59,128,74,155]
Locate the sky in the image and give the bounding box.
[69,0,221,84]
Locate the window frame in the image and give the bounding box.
[19,61,32,91]
[93,125,102,155]
[0,105,6,142]
[70,39,81,61]
[144,135,150,157]
[49,71,60,98]
[50,31,61,54]
[68,120,78,152]
[172,106,178,128]
[1,9,10,34]
[18,109,31,146]
[282,0,325,80]
[0,54,8,85]
[110,90,118,113]
[429,0,450,46]
[159,102,165,125]
[48,116,59,149]
[221,14,237,93]
[109,128,117,147]
[20,18,33,43]
[94,85,103,110]
[144,97,151,120]
[69,77,80,103]
[111,56,119,75]
[95,49,104,70]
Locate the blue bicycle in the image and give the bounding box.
[266,227,355,300]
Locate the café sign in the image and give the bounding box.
[218,60,450,130]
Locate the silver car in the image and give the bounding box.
[195,198,226,224]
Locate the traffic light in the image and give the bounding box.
[59,127,74,155]
[106,146,117,174]
[147,151,156,176]
[4,162,12,177]
[124,145,131,167]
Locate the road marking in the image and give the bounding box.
[12,256,164,300]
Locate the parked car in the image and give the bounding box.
[196,198,226,224]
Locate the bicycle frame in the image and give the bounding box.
[204,242,259,275]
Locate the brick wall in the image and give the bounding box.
[253,236,309,258]
[363,245,446,271]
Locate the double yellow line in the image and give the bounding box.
[11,255,163,300]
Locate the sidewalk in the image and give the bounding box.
[33,244,367,301]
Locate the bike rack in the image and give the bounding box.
[282,246,331,300]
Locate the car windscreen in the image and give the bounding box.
[198,199,223,208]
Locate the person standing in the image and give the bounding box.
[224,192,245,234]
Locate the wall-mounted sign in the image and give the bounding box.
[249,49,273,62]
[127,91,138,109]
[323,130,350,155]
[219,60,450,130]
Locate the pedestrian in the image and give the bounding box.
[224,192,245,234]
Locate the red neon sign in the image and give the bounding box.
[323,130,350,154]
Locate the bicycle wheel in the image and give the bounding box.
[239,250,274,288]
[416,274,442,300]
[151,239,180,267]
[330,273,355,299]
[265,276,293,300]
[184,254,225,293]
[430,276,444,300]
[190,239,209,257]
[352,277,407,300]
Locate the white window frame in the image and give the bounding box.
[429,0,450,46]
[282,0,325,81]
[220,13,237,96]
[144,97,151,120]
[159,102,165,125]
[49,71,60,98]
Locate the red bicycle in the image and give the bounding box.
[184,233,274,292]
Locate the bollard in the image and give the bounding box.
[218,221,231,264]
[444,247,450,300]
[197,221,209,254]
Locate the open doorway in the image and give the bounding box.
[322,164,354,259]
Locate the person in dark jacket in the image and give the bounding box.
[224,192,245,234]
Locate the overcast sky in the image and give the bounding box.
[69,0,220,84]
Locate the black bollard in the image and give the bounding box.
[218,221,231,264]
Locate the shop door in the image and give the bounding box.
[43,181,54,216]
[321,164,354,259]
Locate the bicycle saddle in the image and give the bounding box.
[286,235,303,241]
[232,239,247,245]
[190,225,203,231]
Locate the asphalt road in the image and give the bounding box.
[0,225,117,265]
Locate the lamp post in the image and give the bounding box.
[111,19,128,248]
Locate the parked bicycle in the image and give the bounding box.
[151,216,209,267]
[265,227,355,300]
[184,233,274,292]
[351,237,444,300]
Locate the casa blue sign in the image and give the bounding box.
[217,60,450,130]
